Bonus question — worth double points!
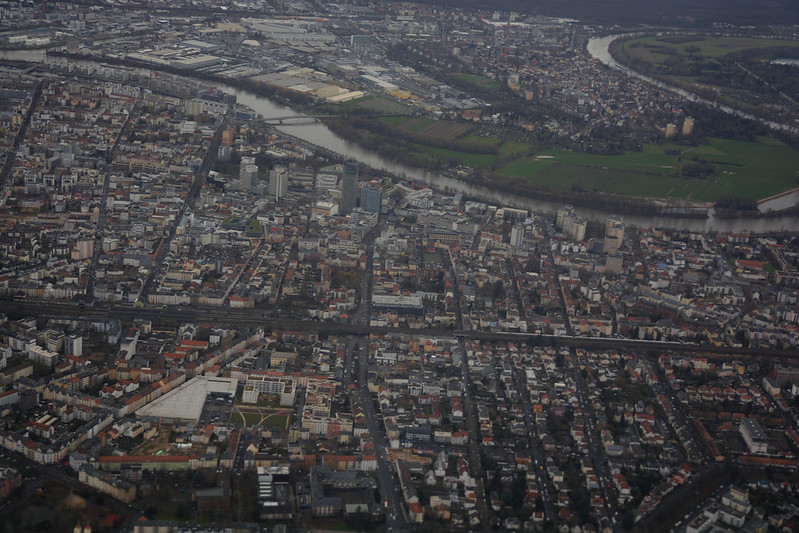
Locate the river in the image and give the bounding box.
[2,47,799,233]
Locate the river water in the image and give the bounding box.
[2,47,799,233]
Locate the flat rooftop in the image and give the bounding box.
[136,376,238,422]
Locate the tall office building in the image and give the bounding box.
[565,217,586,242]
[557,205,585,242]
[217,144,231,162]
[556,205,574,230]
[269,167,288,201]
[360,185,382,214]
[221,127,235,146]
[604,215,624,253]
[234,156,266,195]
[239,156,259,191]
[340,159,359,214]
[510,224,524,249]
[64,334,83,357]
[682,117,694,136]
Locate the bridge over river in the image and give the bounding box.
[262,114,330,124]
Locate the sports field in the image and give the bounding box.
[495,137,799,201]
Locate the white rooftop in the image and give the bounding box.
[136,376,237,422]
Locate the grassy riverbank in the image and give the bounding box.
[493,136,799,202]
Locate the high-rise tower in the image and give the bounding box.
[340,159,359,214]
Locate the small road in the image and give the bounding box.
[458,336,491,528]
[87,101,138,301]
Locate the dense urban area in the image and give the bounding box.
[0,1,799,533]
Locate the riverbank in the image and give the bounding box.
[3,47,799,232]
[42,52,761,223]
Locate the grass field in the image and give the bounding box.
[370,116,796,201]
[374,116,531,168]
[408,143,496,168]
[377,116,410,125]
[618,35,799,63]
[495,137,799,201]
[498,140,531,158]
[448,72,504,91]
[231,410,290,428]
[406,117,439,133]
[335,94,411,115]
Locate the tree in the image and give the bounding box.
[175,503,190,520]
[685,45,701,58]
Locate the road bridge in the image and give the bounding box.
[262,115,330,124]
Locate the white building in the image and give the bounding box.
[739,418,768,454]
[28,346,59,368]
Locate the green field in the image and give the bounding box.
[230,411,290,428]
[618,35,799,63]
[498,140,531,158]
[332,94,411,115]
[406,117,438,132]
[377,116,410,125]
[448,72,504,92]
[495,137,799,201]
[408,143,497,168]
[615,35,799,114]
[372,116,532,168]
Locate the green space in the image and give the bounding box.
[494,137,799,202]
[2,480,131,532]
[377,116,411,126]
[230,410,290,428]
[405,117,438,132]
[340,110,798,203]
[263,413,289,428]
[463,132,501,146]
[369,116,531,168]
[448,72,504,92]
[230,411,260,426]
[617,35,799,62]
[498,140,531,158]
[408,142,496,168]
[330,94,411,115]
[613,34,799,118]
[246,219,260,234]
